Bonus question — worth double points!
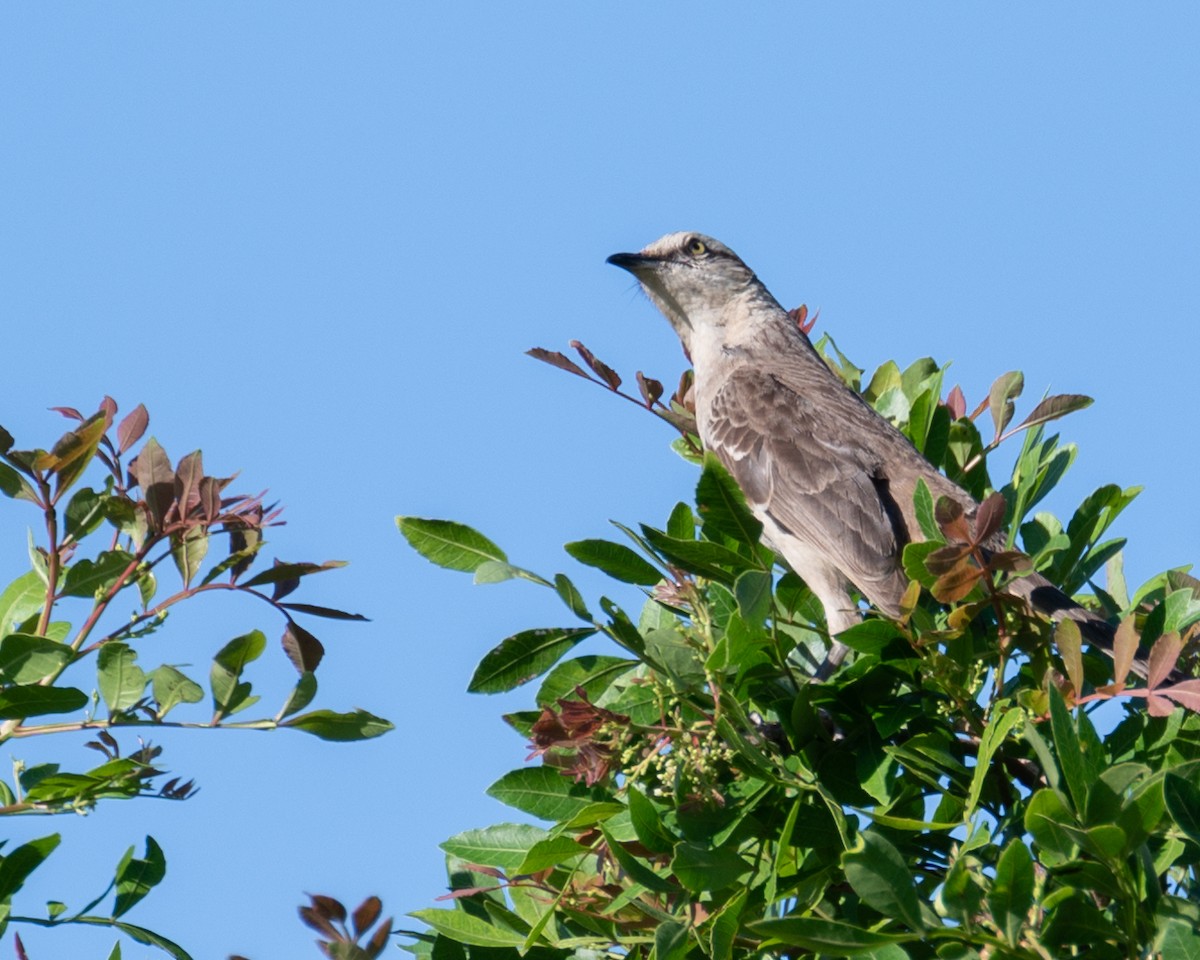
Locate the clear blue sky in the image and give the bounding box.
[1,4,1197,957]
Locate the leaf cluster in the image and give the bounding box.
[400,345,1200,959]
[0,400,392,957]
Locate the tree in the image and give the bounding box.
[0,399,391,958]
[397,331,1200,959]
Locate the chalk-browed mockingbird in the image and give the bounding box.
[607,231,1127,676]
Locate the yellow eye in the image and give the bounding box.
[686,238,707,256]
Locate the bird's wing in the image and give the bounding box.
[706,367,907,609]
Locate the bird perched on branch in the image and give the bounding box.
[607,231,1132,677]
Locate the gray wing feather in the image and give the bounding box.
[706,367,907,610]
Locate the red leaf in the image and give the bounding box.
[50,406,84,421]
[525,347,589,380]
[636,371,663,408]
[117,403,150,454]
[307,894,347,923]
[131,438,175,532]
[974,492,1007,544]
[1148,694,1176,717]
[924,543,971,576]
[935,497,972,543]
[282,621,325,673]
[351,896,382,937]
[1111,615,1138,682]
[174,450,204,520]
[365,918,393,959]
[945,384,966,420]
[1147,631,1183,689]
[1161,680,1200,713]
[932,565,983,603]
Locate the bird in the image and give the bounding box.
[606,231,1135,678]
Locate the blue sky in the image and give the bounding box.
[1,4,1197,957]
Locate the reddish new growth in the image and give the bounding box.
[528,688,629,786]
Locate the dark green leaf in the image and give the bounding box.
[277,602,369,622]
[0,685,89,719]
[50,413,107,496]
[666,501,695,540]
[552,573,591,621]
[396,517,506,572]
[627,785,675,855]
[277,672,317,720]
[65,487,107,541]
[113,836,166,917]
[0,833,59,901]
[654,920,690,960]
[69,916,194,960]
[641,527,750,583]
[564,539,661,585]
[61,550,135,598]
[671,841,750,892]
[468,627,595,694]
[282,709,393,741]
[988,840,1033,946]
[1164,773,1200,846]
[535,654,635,707]
[842,831,926,930]
[1048,684,1088,812]
[696,453,763,547]
[750,917,914,952]
[239,560,346,589]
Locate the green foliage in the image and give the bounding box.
[0,400,392,957]
[401,346,1200,959]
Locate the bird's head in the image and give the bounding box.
[607,232,761,353]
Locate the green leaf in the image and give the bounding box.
[468,627,595,694]
[408,908,527,949]
[50,413,108,496]
[602,826,674,893]
[627,785,675,854]
[170,527,208,589]
[149,665,204,719]
[0,571,48,633]
[734,570,772,624]
[835,619,905,657]
[68,917,192,960]
[514,835,586,874]
[1164,773,1200,846]
[912,479,940,541]
[1048,685,1088,812]
[64,487,108,541]
[707,889,747,960]
[276,671,317,720]
[552,573,591,621]
[535,654,634,707]
[486,767,603,822]
[965,704,1022,819]
[671,841,750,893]
[641,527,751,583]
[0,685,89,719]
[987,371,1024,440]
[97,643,148,714]
[397,517,506,572]
[0,834,60,901]
[62,550,135,598]
[210,630,266,720]
[564,539,661,585]
[282,709,393,741]
[113,836,166,917]
[654,920,690,960]
[0,633,73,684]
[750,917,914,953]
[842,831,927,931]
[440,823,548,872]
[696,453,763,547]
[988,839,1033,946]
[666,501,695,540]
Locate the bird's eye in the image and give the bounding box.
[686,238,708,257]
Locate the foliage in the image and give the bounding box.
[0,399,391,957]
[398,336,1200,959]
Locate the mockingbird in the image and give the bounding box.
[607,231,1130,676]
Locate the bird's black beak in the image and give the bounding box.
[606,251,653,273]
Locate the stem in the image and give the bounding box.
[35,478,59,638]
